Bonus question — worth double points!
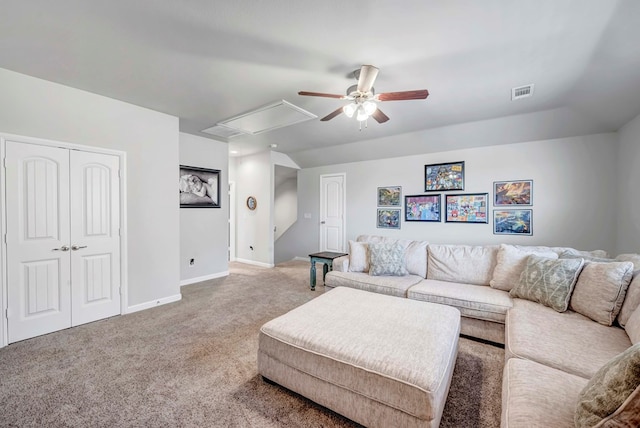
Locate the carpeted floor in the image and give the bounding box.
[0,260,504,427]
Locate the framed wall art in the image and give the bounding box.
[377,186,402,207]
[377,208,401,229]
[405,194,441,222]
[494,209,532,235]
[179,165,221,208]
[494,179,533,205]
[445,193,488,223]
[425,161,465,191]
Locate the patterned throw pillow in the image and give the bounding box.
[510,255,584,312]
[348,240,370,272]
[368,242,408,277]
[575,343,640,427]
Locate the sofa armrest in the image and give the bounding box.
[332,255,350,272]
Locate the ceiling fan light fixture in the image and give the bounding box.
[356,105,369,122]
[363,100,377,115]
[343,103,357,118]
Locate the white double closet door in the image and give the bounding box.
[5,141,121,343]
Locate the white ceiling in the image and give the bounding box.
[1,0,639,167]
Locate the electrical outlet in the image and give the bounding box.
[189,258,195,266]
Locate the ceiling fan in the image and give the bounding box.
[298,65,429,127]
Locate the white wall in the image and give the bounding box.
[284,133,619,258]
[274,177,297,242]
[0,68,180,309]
[179,133,229,284]
[232,151,273,266]
[617,112,640,254]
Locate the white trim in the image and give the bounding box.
[234,258,274,268]
[180,271,229,286]
[0,132,128,347]
[126,293,182,314]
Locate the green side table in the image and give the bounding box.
[309,251,348,291]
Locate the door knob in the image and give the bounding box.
[53,245,70,252]
[71,245,88,251]
[321,221,326,224]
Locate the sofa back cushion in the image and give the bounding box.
[614,254,640,327]
[626,305,640,345]
[348,240,370,273]
[427,244,499,286]
[357,235,428,278]
[569,260,634,326]
[490,244,558,291]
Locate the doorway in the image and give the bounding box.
[2,136,125,344]
[319,173,346,252]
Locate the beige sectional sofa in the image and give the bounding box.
[325,234,640,427]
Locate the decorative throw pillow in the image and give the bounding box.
[575,343,640,427]
[627,305,640,345]
[510,255,584,312]
[619,272,640,327]
[348,240,370,272]
[490,244,559,291]
[569,260,634,326]
[368,242,408,277]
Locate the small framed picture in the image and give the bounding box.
[377,186,402,207]
[377,208,401,229]
[494,180,533,205]
[405,194,441,222]
[425,161,465,191]
[445,193,488,223]
[179,165,221,208]
[494,209,533,235]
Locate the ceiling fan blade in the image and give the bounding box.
[298,91,346,99]
[371,108,390,123]
[377,89,429,101]
[356,65,379,93]
[320,107,344,121]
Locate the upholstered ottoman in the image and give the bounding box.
[258,286,461,428]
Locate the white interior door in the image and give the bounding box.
[5,142,72,343]
[70,150,121,326]
[319,173,345,252]
[5,141,122,343]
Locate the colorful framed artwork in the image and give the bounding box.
[404,194,441,222]
[425,161,465,191]
[494,209,533,235]
[377,186,402,207]
[377,208,401,229]
[445,193,488,223]
[179,165,221,208]
[494,180,533,206]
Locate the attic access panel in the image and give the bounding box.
[217,100,317,135]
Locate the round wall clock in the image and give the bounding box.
[246,196,257,210]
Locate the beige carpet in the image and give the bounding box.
[0,260,503,427]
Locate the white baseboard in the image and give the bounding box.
[180,271,229,286]
[126,293,182,314]
[234,258,274,268]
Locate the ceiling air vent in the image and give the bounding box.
[511,84,535,101]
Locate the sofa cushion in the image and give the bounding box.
[553,247,609,258]
[505,299,632,379]
[325,271,423,298]
[356,235,428,278]
[626,305,640,345]
[575,343,640,428]
[619,272,640,327]
[369,242,409,276]
[348,240,370,273]
[510,255,584,312]
[490,244,558,291]
[501,358,588,428]
[427,244,498,286]
[408,279,512,323]
[570,260,634,326]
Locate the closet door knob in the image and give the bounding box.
[71,245,87,251]
[53,245,70,252]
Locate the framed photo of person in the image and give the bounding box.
[179,165,221,208]
[445,193,488,223]
[404,194,441,222]
[494,179,533,205]
[424,161,465,191]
